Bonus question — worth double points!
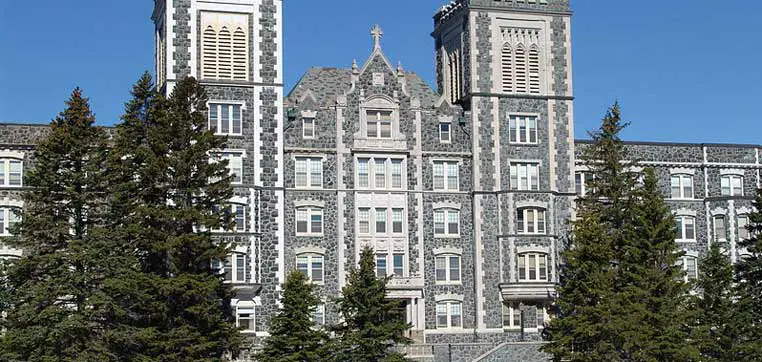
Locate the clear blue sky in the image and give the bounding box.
[1,1,760,144]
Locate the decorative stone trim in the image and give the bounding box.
[720,168,745,176]
[433,247,462,256]
[432,201,461,210]
[0,150,24,159]
[515,200,547,209]
[709,208,728,217]
[293,199,325,208]
[0,198,23,208]
[670,167,695,175]
[736,206,754,215]
[515,245,550,254]
[674,208,696,217]
[435,293,464,302]
[300,110,317,118]
[438,115,454,123]
[230,196,247,205]
[294,246,326,256]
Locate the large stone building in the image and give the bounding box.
[0,0,760,361]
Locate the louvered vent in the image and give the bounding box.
[202,26,218,79]
[528,45,540,94]
[514,45,527,94]
[501,44,513,93]
[217,27,232,79]
[232,27,247,80]
[200,13,249,81]
[500,28,542,95]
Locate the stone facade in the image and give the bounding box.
[1,0,760,361]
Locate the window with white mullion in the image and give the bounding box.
[392,208,404,234]
[0,207,21,236]
[391,159,403,189]
[312,304,326,326]
[213,252,248,283]
[302,118,315,139]
[509,116,538,145]
[296,207,323,236]
[721,175,743,196]
[713,215,728,242]
[236,306,255,331]
[678,256,698,282]
[517,253,548,282]
[295,157,322,188]
[434,209,459,236]
[675,216,696,241]
[374,159,387,189]
[0,159,23,187]
[510,163,539,191]
[214,152,243,184]
[517,208,546,235]
[439,122,451,143]
[433,161,459,191]
[366,110,393,139]
[375,252,388,277]
[208,103,243,135]
[436,301,462,329]
[375,208,387,234]
[435,254,461,283]
[738,215,750,241]
[358,208,370,234]
[670,174,693,199]
[502,303,522,329]
[296,253,324,283]
[575,171,594,196]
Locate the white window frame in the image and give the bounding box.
[211,203,246,233]
[713,215,727,242]
[236,305,255,332]
[508,115,538,145]
[213,252,248,283]
[574,171,594,196]
[374,250,406,277]
[312,303,325,326]
[675,215,696,242]
[0,158,23,187]
[302,117,315,139]
[208,102,244,136]
[502,302,522,330]
[434,209,460,237]
[678,255,698,282]
[365,109,393,139]
[670,174,694,199]
[356,157,405,190]
[517,252,549,282]
[435,254,461,284]
[294,157,323,188]
[721,174,744,196]
[358,208,370,234]
[391,208,404,234]
[517,208,546,235]
[433,161,459,191]
[439,122,452,143]
[296,253,324,283]
[436,300,463,329]
[296,207,323,236]
[375,252,388,277]
[0,206,21,236]
[510,162,540,191]
[738,214,750,241]
[213,151,244,185]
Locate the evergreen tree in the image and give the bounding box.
[690,243,736,361]
[332,246,411,362]
[731,187,762,360]
[108,75,242,361]
[258,270,329,362]
[0,89,123,361]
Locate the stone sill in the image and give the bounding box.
[499,282,556,301]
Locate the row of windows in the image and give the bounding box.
[502,304,550,330]
[676,214,751,243]
[576,171,748,198]
[358,208,405,235]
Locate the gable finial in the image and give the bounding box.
[371,24,383,50]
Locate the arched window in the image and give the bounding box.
[517,252,548,281]
[501,44,513,93]
[0,158,22,187]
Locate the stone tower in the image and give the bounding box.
[433,0,575,333]
[151,0,285,345]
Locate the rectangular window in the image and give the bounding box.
[216,152,244,184]
[433,161,459,191]
[303,118,315,139]
[671,174,694,199]
[296,208,323,236]
[510,163,540,191]
[721,175,744,196]
[434,209,459,236]
[375,159,386,188]
[713,215,727,242]
[393,253,404,277]
[375,208,387,234]
[392,209,404,234]
[209,103,243,136]
[518,253,549,281]
[517,208,546,234]
[738,215,750,240]
[391,159,403,189]
[295,157,322,188]
[312,304,325,326]
[235,253,246,282]
[509,115,538,144]
[679,256,698,281]
[233,204,246,232]
[366,110,393,139]
[503,303,521,329]
[675,216,696,241]
[357,158,369,188]
[358,208,370,234]
[575,171,594,196]
[376,253,387,277]
[237,308,255,331]
[0,159,23,187]
[0,207,20,236]
[439,122,451,143]
[435,254,461,283]
[296,254,324,282]
[436,301,463,329]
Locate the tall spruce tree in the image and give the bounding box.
[0,89,123,361]
[731,187,762,360]
[332,246,411,362]
[258,270,329,362]
[543,103,697,361]
[108,75,242,361]
[690,243,736,361]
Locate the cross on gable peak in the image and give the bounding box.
[371,24,383,50]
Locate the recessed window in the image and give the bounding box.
[358,208,370,234]
[0,159,22,187]
[436,300,462,329]
[375,208,387,234]
[509,115,538,144]
[510,163,540,191]
[296,207,323,236]
[574,171,594,196]
[303,117,315,139]
[375,253,387,277]
[439,122,451,143]
[675,216,696,241]
[296,253,324,283]
[295,157,322,188]
[213,252,248,283]
[678,256,698,282]
[356,157,405,190]
[0,207,21,236]
[214,152,244,184]
[433,161,459,191]
[435,254,461,283]
[434,209,459,236]
[366,110,393,139]
[393,253,404,277]
[517,208,546,235]
[392,209,404,234]
[212,204,246,232]
[738,215,750,240]
[374,159,386,188]
[375,251,406,277]
[502,303,521,329]
[518,253,548,282]
[713,215,727,242]
[209,103,243,135]
[391,159,403,188]
[670,174,693,199]
[312,304,325,326]
[721,175,743,196]
[236,307,255,331]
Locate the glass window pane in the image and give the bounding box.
[232,105,242,134]
[220,105,230,133]
[8,160,21,186]
[391,159,402,188]
[392,209,403,233]
[433,163,444,190]
[529,254,537,280]
[209,104,218,132]
[311,213,322,234]
[685,217,695,240]
[518,255,526,280]
[375,160,386,188]
[376,208,386,233]
[297,256,309,275]
[312,256,323,282]
[450,256,460,281]
[380,121,392,138]
[675,218,683,239]
[435,257,447,281]
[739,216,750,240]
[434,211,445,234]
[448,212,458,234]
[447,163,458,190]
[236,254,246,281]
[358,158,369,188]
[393,254,404,277]
[376,254,387,276]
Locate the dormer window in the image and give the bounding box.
[366,110,392,139]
